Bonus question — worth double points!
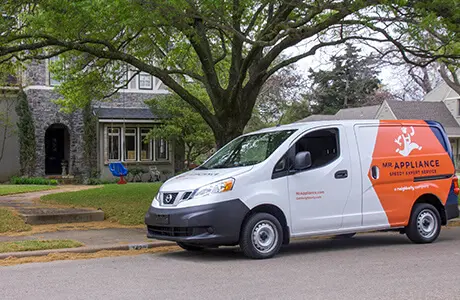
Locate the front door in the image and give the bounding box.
[45,126,66,175]
[288,126,352,234]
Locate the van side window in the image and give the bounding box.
[295,128,339,169]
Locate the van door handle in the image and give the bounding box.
[335,170,348,179]
[371,166,379,180]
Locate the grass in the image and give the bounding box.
[0,208,32,233]
[41,183,162,225]
[0,239,83,253]
[0,246,179,267]
[0,185,57,196]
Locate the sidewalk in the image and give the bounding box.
[0,227,174,259]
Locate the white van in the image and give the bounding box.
[145,120,459,259]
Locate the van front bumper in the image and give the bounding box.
[144,199,249,246]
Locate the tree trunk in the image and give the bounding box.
[186,144,193,170]
[212,115,248,149]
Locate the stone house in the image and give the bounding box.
[299,81,460,168]
[0,59,183,182]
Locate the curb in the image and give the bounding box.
[0,241,176,260]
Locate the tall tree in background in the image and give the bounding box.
[245,63,307,132]
[308,44,381,114]
[1,1,459,147]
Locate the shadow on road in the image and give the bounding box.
[156,230,457,262]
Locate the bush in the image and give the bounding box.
[10,176,59,185]
[85,177,118,185]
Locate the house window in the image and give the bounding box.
[124,128,137,161]
[140,128,153,161]
[108,127,121,160]
[156,138,169,160]
[139,72,153,90]
[49,56,62,86]
[105,125,169,163]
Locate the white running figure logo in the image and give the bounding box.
[394,126,422,157]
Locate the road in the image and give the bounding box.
[2,228,460,300]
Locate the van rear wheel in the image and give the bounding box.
[406,203,441,244]
[239,213,283,259]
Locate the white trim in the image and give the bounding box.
[99,119,162,123]
[103,124,171,164]
[0,86,20,90]
[23,85,54,91]
[124,127,138,161]
[23,85,168,94]
[446,97,460,100]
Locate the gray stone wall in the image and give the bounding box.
[24,89,85,177]
[23,61,47,86]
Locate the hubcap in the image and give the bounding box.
[251,220,278,254]
[417,209,438,239]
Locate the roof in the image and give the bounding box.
[297,114,337,122]
[334,105,380,119]
[297,105,380,123]
[94,107,159,120]
[386,100,460,128]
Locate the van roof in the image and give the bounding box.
[246,119,443,135]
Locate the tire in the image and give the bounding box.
[335,233,356,239]
[239,212,283,259]
[405,203,441,244]
[176,242,205,251]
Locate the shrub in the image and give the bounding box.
[10,176,59,185]
[85,177,118,185]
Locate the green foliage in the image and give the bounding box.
[308,44,381,114]
[15,90,36,177]
[0,208,32,233]
[83,103,98,179]
[146,94,215,169]
[0,185,57,196]
[10,176,58,185]
[41,183,162,225]
[84,178,118,185]
[0,240,83,253]
[280,99,312,124]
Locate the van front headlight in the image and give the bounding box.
[151,192,161,206]
[189,178,235,200]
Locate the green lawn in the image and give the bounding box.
[0,208,32,233]
[41,183,162,225]
[0,185,57,196]
[0,240,83,253]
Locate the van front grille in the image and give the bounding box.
[148,226,195,237]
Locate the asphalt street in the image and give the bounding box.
[2,227,460,300]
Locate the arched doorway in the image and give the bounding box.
[45,123,70,175]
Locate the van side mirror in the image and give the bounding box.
[294,151,312,170]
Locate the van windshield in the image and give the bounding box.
[199,129,296,169]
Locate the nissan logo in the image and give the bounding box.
[165,194,174,204]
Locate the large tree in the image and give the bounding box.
[308,43,381,114]
[1,1,459,147]
[146,93,215,169]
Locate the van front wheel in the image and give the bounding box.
[239,213,283,259]
[406,203,441,244]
